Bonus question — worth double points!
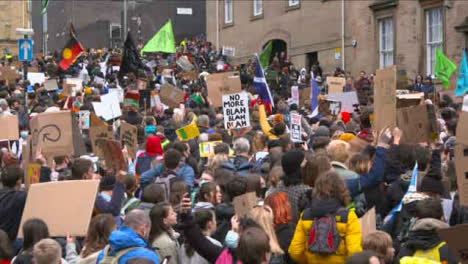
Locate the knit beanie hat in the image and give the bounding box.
[315,125,330,137]
[281,150,305,175]
[420,175,445,196]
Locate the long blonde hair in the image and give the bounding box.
[250,206,284,255]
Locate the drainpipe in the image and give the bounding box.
[216,0,220,51]
[341,0,345,70]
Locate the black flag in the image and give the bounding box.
[119,33,144,79]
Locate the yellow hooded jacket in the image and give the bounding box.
[288,209,362,264]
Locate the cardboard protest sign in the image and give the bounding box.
[359,207,376,239]
[92,93,122,121]
[233,192,257,218]
[199,141,223,158]
[396,104,430,144]
[120,122,138,159]
[457,112,468,146]
[89,125,114,158]
[19,180,99,237]
[29,111,83,157]
[178,70,199,81]
[90,113,108,127]
[455,144,468,207]
[290,113,302,142]
[27,72,45,85]
[96,139,127,172]
[79,111,90,130]
[0,67,19,82]
[438,224,468,264]
[45,79,59,91]
[291,85,299,106]
[396,93,424,108]
[176,122,200,141]
[159,84,185,109]
[299,87,311,107]
[222,92,250,130]
[64,78,83,94]
[206,72,242,108]
[326,91,359,113]
[0,115,19,141]
[326,77,346,94]
[374,66,397,133]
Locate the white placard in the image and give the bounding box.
[222,92,250,129]
[27,72,45,85]
[463,95,468,112]
[290,113,302,142]
[45,79,59,91]
[92,93,122,121]
[177,7,193,15]
[291,85,299,106]
[65,78,83,93]
[222,46,235,57]
[109,88,124,103]
[326,91,359,113]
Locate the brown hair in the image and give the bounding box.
[246,173,263,198]
[302,151,331,187]
[348,153,371,175]
[81,214,116,258]
[362,231,392,260]
[314,171,351,206]
[237,227,270,264]
[268,166,284,189]
[169,181,189,207]
[252,132,268,153]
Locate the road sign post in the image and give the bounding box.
[18,37,33,81]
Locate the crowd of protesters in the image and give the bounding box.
[0,34,463,264]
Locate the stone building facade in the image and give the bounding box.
[0,0,32,56]
[206,0,468,81]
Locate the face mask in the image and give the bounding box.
[224,230,239,249]
[20,131,28,139]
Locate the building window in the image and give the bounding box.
[225,0,233,24]
[288,0,299,6]
[379,17,393,68]
[426,7,443,76]
[253,0,262,16]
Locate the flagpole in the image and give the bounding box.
[43,9,47,56]
[123,0,128,41]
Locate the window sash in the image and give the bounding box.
[253,0,262,16]
[426,7,443,75]
[379,18,393,68]
[288,0,299,7]
[225,0,233,24]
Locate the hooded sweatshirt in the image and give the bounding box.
[95,226,159,264]
[397,218,458,264]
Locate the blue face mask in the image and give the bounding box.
[224,230,239,249]
[20,131,28,139]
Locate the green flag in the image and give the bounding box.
[141,20,176,54]
[435,48,457,88]
[41,0,49,14]
[259,41,273,69]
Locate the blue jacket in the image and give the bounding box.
[96,226,159,264]
[140,162,195,190]
[345,146,386,197]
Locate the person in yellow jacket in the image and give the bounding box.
[288,171,362,264]
[258,104,277,140]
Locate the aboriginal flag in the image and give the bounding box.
[59,34,84,70]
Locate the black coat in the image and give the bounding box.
[0,188,26,240]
